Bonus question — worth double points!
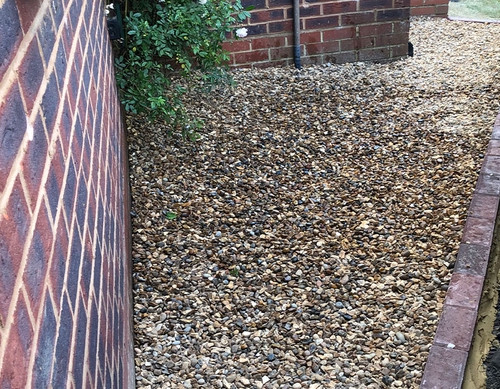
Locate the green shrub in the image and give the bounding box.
[108,0,251,136]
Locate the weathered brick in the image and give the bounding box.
[395,0,411,6]
[475,173,500,196]
[37,10,57,65]
[328,51,358,64]
[300,31,322,44]
[87,300,100,378]
[0,0,22,78]
[66,227,83,307]
[82,0,95,28]
[305,15,340,29]
[52,297,73,388]
[270,46,294,61]
[269,20,294,33]
[433,304,477,351]
[268,0,292,6]
[392,43,409,57]
[341,11,375,25]
[76,174,89,229]
[242,0,266,8]
[0,239,14,324]
[50,219,70,299]
[73,299,88,386]
[24,114,49,208]
[23,204,52,316]
[359,22,393,36]
[67,0,82,30]
[252,9,285,23]
[93,234,103,295]
[1,314,30,388]
[0,182,30,322]
[32,294,57,389]
[40,72,60,136]
[359,36,375,49]
[410,7,430,17]
[53,40,69,94]
[287,5,321,18]
[46,141,65,218]
[377,33,408,46]
[340,38,360,51]
[377,8,410,21]
[323,27,356,41]
[105,369,113,389]
[323,1,358,15]
[62,157,78,216]
[436,4,448,14]
[393,19,410,33]
[461,216,494,247]
[15,0,43,34]
[113,304,120,351]
[17,38,44,113]
[79,237,93,303]
[0,84,27,192]
[234,49,269,64]
[307,41,340,55]
[360,0,393,10]
[359,46,391,61]
[454,243,490,278]
[72,113,85,165]
[86,187,97,237]
[252,36,287,50]
[14,294,34,357]
[420,346,468,389]
[49,0,65,27]
[222,40,251,53]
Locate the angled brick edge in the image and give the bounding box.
[420,115,500,388]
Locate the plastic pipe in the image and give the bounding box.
[293,0,301,69]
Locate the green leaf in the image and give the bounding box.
[165,211,177,220]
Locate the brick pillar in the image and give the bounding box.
[0,1,134,388]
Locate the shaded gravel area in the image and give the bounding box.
[129,17,500,389]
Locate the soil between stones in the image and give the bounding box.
[129,17,500,389]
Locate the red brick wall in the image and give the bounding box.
[0,1,134,388]
[410,0,449,17]
[223,0,411,67]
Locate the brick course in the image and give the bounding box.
[0,0,134,388]
[410,0,449,17]
[223,0,411,67]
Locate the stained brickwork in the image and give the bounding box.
[223,0,411,67]
[0,1,134,388]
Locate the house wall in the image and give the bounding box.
[223,0,412,68]
[0,0,134,388]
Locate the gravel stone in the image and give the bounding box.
[130,17,500,388]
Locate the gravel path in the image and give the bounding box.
[129,17,500,389]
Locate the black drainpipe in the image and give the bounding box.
[293,0,301,69]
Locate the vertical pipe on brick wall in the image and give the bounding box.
[293,0,301,69]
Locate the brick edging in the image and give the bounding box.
[420,114,500,388]
[447,16,500,24]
